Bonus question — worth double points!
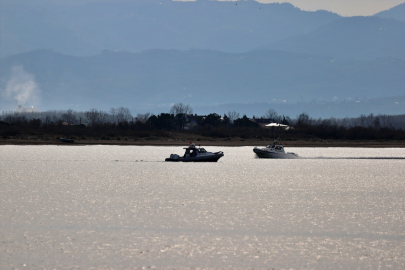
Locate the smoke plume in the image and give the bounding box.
[4,66,40,107]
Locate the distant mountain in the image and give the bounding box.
[0,0,341,58]
[375,2,405,22]
[259,16,405,60]
[1,49,404,117]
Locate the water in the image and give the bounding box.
[1,145,405,269]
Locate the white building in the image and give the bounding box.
[15,105,40,113]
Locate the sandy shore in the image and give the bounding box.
[1,138,404,148]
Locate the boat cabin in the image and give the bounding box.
[183,147,208,158]
[266,144,285,152]
[181,142,213,158]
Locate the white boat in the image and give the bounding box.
[253,141,298,159]
[165,143,224,162]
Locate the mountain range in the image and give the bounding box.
[0,0,340,58]
[1,0,405,118]
[260,16,405,60]
[1,48,404,117]
[375,2,405,21]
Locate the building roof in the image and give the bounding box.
[265,123,293,130]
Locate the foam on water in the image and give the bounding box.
[1,146,405,269]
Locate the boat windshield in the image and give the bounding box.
[184,148,198,157]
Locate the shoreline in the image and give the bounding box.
[1,139,405,148]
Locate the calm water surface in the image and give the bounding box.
[1,146,405,269]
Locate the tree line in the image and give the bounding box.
[1,104,405,141]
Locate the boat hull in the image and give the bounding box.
[165,152,224,162]
[253,148,298,159]
[60,138,74,143]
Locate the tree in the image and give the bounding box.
[61,109,76,125]
[222,114,230,126]
[264,108,281,122]
[226,110,240,125]
[170,103,193,130]
[173,113,187,130]
[234,115,260,128]
[116,107,132,123]
[359,114,367,127]
[29,118,41,129]
[200,113,222,127]
[373,116,381,129]
[84,108,108,127]
[170,103,193,115]
[149,113,175,130]
[135,112,151,123]
[281,115,290,125]
[297,112,310,126]
[109,108,117,123]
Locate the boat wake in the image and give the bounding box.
[303,157,405,160]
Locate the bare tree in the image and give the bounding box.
[84,108,108,127]
[115,107,132,123]
[110,108,117,123]
[264,108,281,122]
[135,112,151,123]
[61,109,77,125]
[170,103,193,116]
[378,114,392,128]
[226,110,240,124]
[45,115,51,125]
[109,107,132,123]
[169,103,193,130]
[373,116,381,129]
[340,117,350,128]
[297,112,310,126]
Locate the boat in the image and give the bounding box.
[60,138,74,143]
[165,143,224,162]
[253,141,298,159]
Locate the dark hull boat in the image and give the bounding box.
[165,144,224,162]
[60,138,74,143]
[165,153,224,162]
